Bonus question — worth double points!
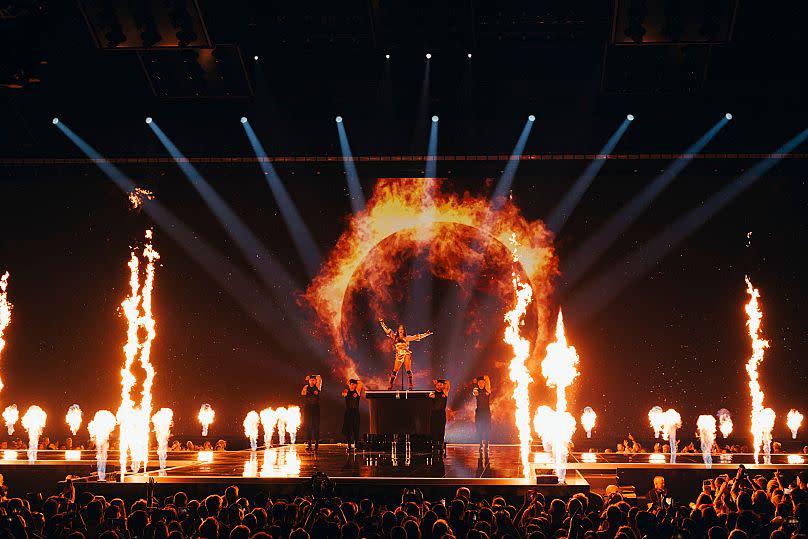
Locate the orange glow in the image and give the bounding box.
[66,405,82,436]
[744,277,773,463]
[787,409,803,439]
[304,179,557,387]
[581,407,597,438]
[21,405,47,463]
[198,404,215,437]
[244,410,260,451]
[117,229,160,475]
[3,404,18,435]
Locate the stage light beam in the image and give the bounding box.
[52,117,59,125]
[547,116,633,234]
[561,114,730,286]
[627,114,634,121]
[335,116,343,123]
[145,117,152,124]
[240,117,247,124]
[335,117,366,213]
[240,119,323,278]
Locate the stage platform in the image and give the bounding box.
[1,445,805,504]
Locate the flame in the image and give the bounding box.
[534,310,579,482]
[648,406,665,438]
[151,408,173,471]
[21,405,46,463]
[717,408,733,438]
[87,410,116,481]
[128,187,154,209]
[0,271,12,393]
[117,229,160,475]
[303,179,557,386]
[504,234,535,478]
[66,404,82,436]
[697,415,717,467]
[661,408,681,441]
[260,407,278,448]
[3,404,18,435]
[283,406,302,444]
[274,406,288,444]
[581,407,597,438]
[198,404,215,437]
[744,277,773,463]
[243,410,260,451]
[787,409,803,439]
[260,446,302,477]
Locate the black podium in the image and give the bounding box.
[365,390,433,436]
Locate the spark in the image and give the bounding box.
[128,187,154,209]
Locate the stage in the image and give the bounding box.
[2,445,807,503]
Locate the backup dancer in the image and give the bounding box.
[300,374,322,450]
[429,378,450,456]
[473,375,491,454]
[379,319,433,390]
[341,378,363,452]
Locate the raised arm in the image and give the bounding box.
[379,319,393,336]
[408,330,433,342]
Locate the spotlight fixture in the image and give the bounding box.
[528,115,536,122]
[431,115,439,122]
[467,53,472,59]
[145,117,153,124]
[51,117,59,125]
[626,114,635,121]
[385,54,390,59]
[725,113,733,120]
[253,55,259,61]
[336,116,343,123]
[240,117,247,124]
[425,53,432,59]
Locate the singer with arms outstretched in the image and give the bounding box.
[379,319,433,390]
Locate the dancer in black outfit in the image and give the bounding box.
[429,378,450,456]
[341,378,363,452]
[300,374,322,450]
[473,375,491,455]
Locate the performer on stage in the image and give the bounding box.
[472,375,491,454]
[429,378,450,456]
[341,378,363,452]
[379,318,433,390]
[300,374,322,451]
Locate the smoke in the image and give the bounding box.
[3,405,18,435]
[87,410,117,481]
[243,411,260,452]
[581,407,597,438]
[21,405,47,464]
[697,415,717,469]
[66,405,82,436]
[787,409,803,439]
[716,408,733,438]
[198,404,215,437]
[151,408,174,472]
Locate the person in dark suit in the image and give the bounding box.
[646,475,669,510]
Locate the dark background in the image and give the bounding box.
[0,0,805,446]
